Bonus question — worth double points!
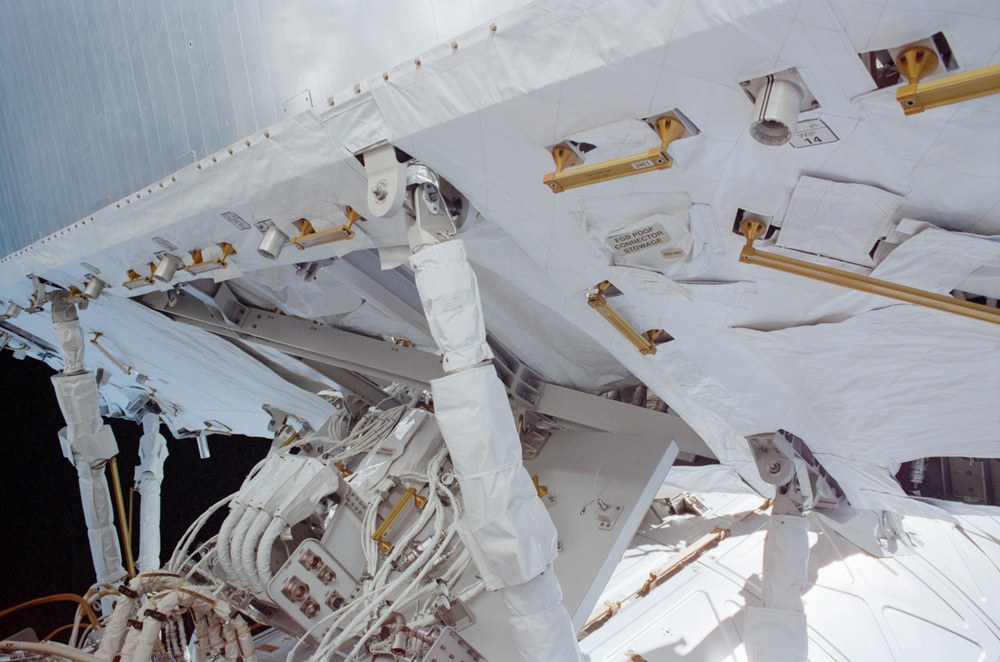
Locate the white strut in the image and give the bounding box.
[50,292,125,614]
[134,411,169,572]
[400,163,582,662]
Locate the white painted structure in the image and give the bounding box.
[1,1,999,660]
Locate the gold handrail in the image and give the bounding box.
[587,281,666,355]
[896,45,1000,115]
[107,457,137,578]
[371,487,426,555]
[290,206,363,248]
[543,116,686,193]
[739,218,1000,325]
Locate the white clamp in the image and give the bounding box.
[364,143,408,218]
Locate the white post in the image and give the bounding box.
[135,411,169,572]
[51,295,125,612]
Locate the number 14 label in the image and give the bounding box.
[790,119,839,148]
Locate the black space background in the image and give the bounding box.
[0,350,270,641]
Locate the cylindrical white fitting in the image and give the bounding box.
[84,277,106,299]
[750,77,804,146]
[257,224,289,260]
[153,254,183,283]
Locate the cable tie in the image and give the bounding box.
[144,608,169,622]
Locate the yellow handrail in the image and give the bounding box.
[739,218,1000,325]
[543,116,686,193]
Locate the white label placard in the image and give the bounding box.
[221,211,251,230]
[790,119,839,148]
[607,224,670,256]
[152,236,178,251]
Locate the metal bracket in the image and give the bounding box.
[25,276,50,312]
[740,218,1000,325]
[185,243,236,275]
[90,332,133,375]
[290,207,363,249]
[746,431,796,486]
[747,430,845,511]
[435,602,476,632]
[364,143,409,218]
[586,280,667,355]
[262,404,314,438]
[178,281,247,327]
[543,113,691,193]
[123,264,156,291]
[595,500,623,530]
[490,332,546,408]
[418,627,482,660]
[518,411,554,461]
[406,177,457,252]
[532,474,557,509]
[371,487,425,555]
[897,53,1000,115]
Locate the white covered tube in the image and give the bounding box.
[135,412,169,572]
[502,566,582,662]
[129,590,181,662]
[194,614,213,662]
[240,510,273,591]
[411,238,578,660]
[227,508,259,588]
[432,364,557,589]
[744,513,810,662]
[53,319,86,375]
[50,292,86,376]
[233,615,257,662]
[216,504,247,582]
[409,240,492,372]
[222,619,239,662]
[99,574,181,661]
[73,458,124,588]
[256,517,286,589]
[52,372,124,606]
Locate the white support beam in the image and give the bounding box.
[322,255,431,335]
[141,289,715,460]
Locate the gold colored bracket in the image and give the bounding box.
[148,388,179,416]
[122,263,156,290]
[290,206,363,249]
[204,419,233,435]
[371,486,425,555]
[739,219,1000,325]
[90,332,133,374]
[532,474,549,499]
[587,281,665,355]
[186,243,237,274]
[897,46,939,84]
[896,46,1000,115]
[66,286,87,305]
[543,116,686,193]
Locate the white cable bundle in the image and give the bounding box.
[295,448,473,662]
